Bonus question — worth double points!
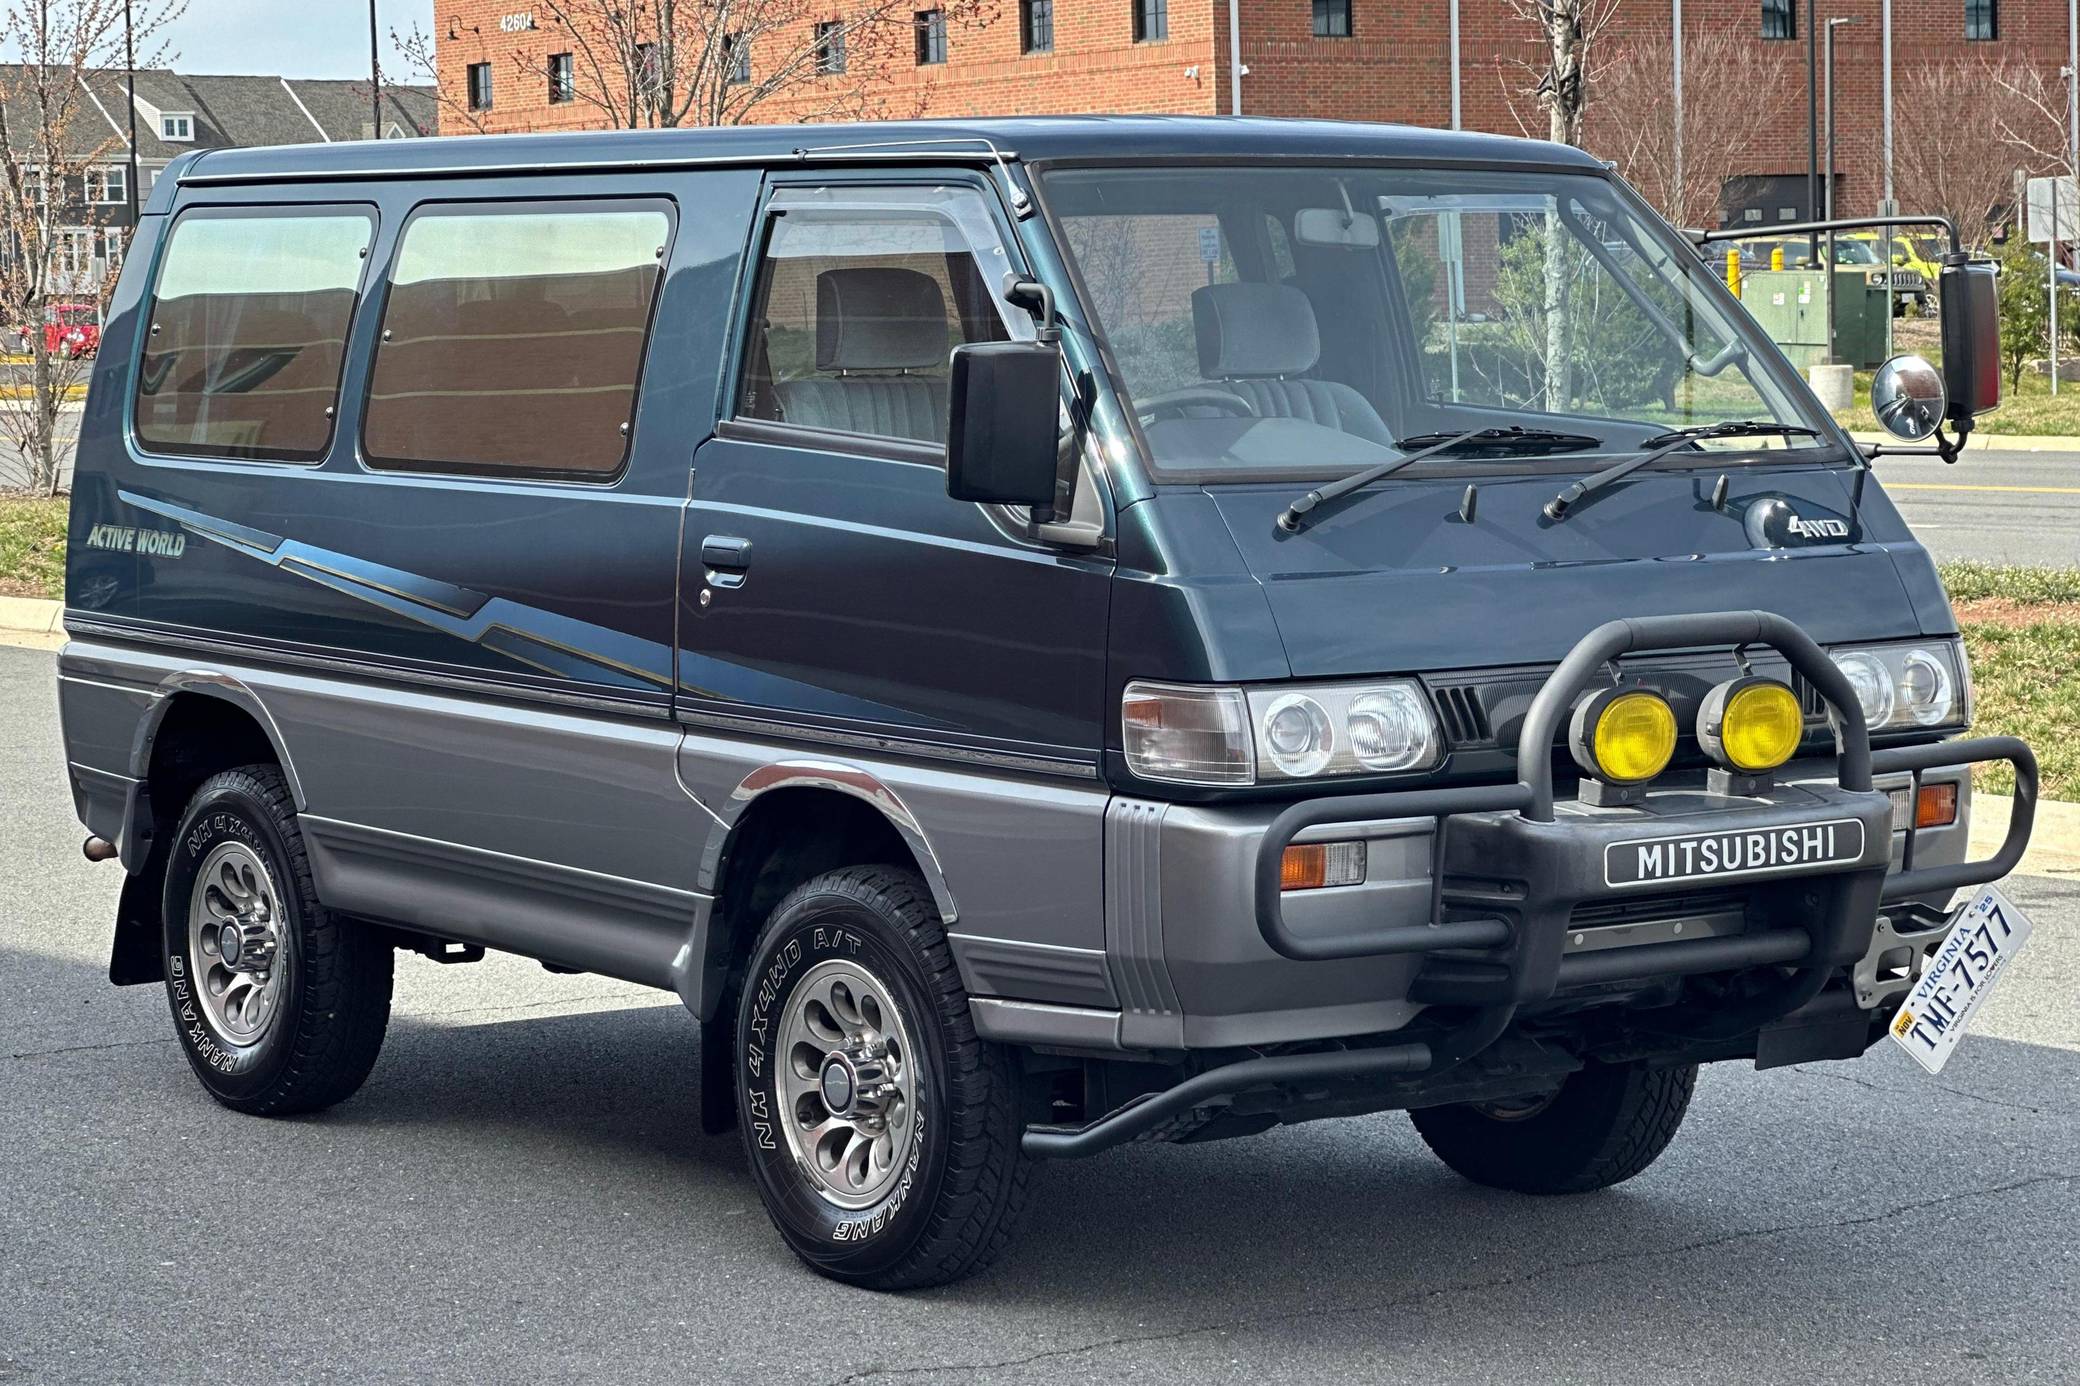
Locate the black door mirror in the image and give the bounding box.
[945,340,1061,508]
[1938,256,2001,427]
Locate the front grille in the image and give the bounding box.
[1435,684,1494,746]
[1569,890,1744,930]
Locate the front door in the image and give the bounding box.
[678,175,1111,769]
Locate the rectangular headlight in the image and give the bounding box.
[1121,679,1444,785]
[1826,639,1970,734]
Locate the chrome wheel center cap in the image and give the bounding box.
[819,1055,858,1117]
[219,917,277,975]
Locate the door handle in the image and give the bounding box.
[701,535,752,589]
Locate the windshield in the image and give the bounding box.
[1044,166,1830,480]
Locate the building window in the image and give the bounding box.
[548,51,575,103]
[24,167,45,204]
[634,41,660,89]
[1021,0,1054,52]
[85,165,128,204]
[915,9,947,64]
[1134,0,1168,41]
[159,112,193,141]
[1312,0,1352,36]
[135,208,373,463]
[365,203,673,479]
[466,62,493,111]
[815,21,847,74]
[1761,0,1794,39]
[725,33,750,83]
[1966,0,1997,39]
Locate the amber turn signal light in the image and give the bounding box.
[1279,841,1368,892]
[1916,782,1958,829]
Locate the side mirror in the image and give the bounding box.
[945,339,1061,508]
[1871,354,1946,442]
[1938,256,2001,426]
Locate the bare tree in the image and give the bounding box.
[407,0,996,135]
[0,0,182,495]
[1885,59,2064,250]
[1496,0,1621,408]
[1593,30,1797,232]
[393,25,491,136]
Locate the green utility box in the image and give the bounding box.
[1739,269,1891,369]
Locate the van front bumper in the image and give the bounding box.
[1020,611,2038,1158]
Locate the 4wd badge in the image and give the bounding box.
[1745,496,1852,548]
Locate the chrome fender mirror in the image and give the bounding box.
[1871,354,1947,442]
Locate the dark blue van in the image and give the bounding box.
[57,117,2036,1288]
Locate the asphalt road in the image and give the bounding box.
[4,642,2079,1385]
[1877,449,2080,566]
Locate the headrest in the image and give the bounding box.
[1192,282,1321,379]
[815,267,949,372]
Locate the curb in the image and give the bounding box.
[0,595,63,650]
[1970,793,2080,878]
[1850,430,2080,453]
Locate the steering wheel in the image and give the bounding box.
[1136,387,1258,426]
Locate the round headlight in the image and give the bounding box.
[1698,677,1804,772]
[1831,651,1896,727]
[1347,687,1432,771]
[1570,687,1678,785]
[1899,648,1954,726]
[1261,693,1333,777]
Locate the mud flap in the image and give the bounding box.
[107,860,165,986]
[700,1014,738,1136]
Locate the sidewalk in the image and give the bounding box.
[0,594,62,649]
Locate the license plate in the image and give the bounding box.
[1604,818,1865,888]
[1889,884,2034,1075]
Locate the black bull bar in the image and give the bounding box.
[1024,612,2037,1159]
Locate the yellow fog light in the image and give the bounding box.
[1699,677,1804,773]
[1570,687,1678,786]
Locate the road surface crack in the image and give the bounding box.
[823,1170,2078,1385]
[1790,1063,2049,1115]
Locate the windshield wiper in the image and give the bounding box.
[1542,421,1822,522]
[1280,426,1603,533]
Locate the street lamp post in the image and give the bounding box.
[1824,17,1855,365]
[1806,0,1820,266]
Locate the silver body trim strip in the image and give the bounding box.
[178,148,1011,187]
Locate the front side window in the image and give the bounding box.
[1134,0,1168,41]
[1313,0,1352,37]
[1761,0,1794,38]
[363,203,670,478]
[466,62,493,110]
[736,186,1021,449]
[1966,0,1997,39]
[135,207,372,462]
[1047,165,1826,481]
[915,9,947,63]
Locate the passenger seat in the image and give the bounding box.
[776,267,951,444]
[1190,282,1394,446]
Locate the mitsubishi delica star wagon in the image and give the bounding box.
[56,117,2040,1289]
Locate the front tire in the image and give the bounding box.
[160,766,392,1114]
[1410,1060,1696,1194]
[734,867,1030,1289]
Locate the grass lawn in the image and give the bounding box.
[0,492,66,600]
[1938,563,2080,800]
[1830,319,2080,436]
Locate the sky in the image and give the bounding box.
[154,0,434,82]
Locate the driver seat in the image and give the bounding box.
[1190,282,1394,447]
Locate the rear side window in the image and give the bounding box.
[363,202,671,479]
[135,207,372,462]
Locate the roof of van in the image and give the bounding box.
[161,115,1604,193]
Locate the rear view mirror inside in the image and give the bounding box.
[1294,207,1381,249]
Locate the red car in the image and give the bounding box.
[18,302,101,358]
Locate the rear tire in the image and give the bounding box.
[1410,1060,1696,1194]
[734,866,1030,1289]
[160,765,392,1115]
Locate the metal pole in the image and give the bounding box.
[1825,19,1841,364]
[369,0,382,135]
[1672,0,1684,219]
[1806,0,1820,264]
[1882,0,1894,211]
[1449,0,1462,130]
[2053,178,2061,397]
[122,0,139,238]
[1228,0,1243,115]
[2071,0,2079,177]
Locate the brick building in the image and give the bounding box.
[436,0,2073,228]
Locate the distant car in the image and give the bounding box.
[16,302,101,359]
[1720,234,1925,314]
